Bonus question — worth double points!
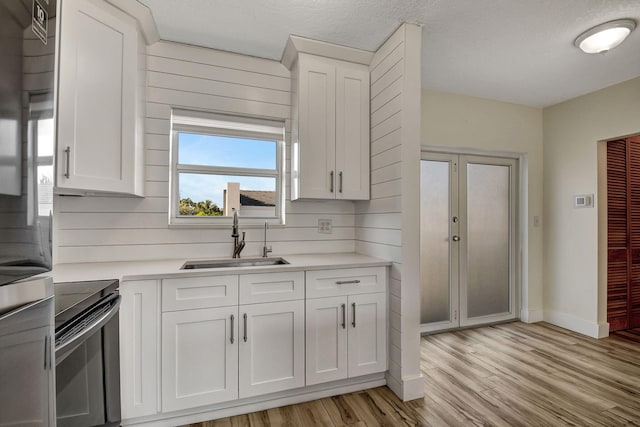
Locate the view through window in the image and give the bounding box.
[170,111,284,225]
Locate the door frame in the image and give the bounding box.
[420,147,524,333]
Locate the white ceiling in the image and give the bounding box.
[138,0,640,107]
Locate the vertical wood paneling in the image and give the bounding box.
[54,41,357,264]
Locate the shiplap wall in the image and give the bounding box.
[54,41,356,264]
[355,24,423,401]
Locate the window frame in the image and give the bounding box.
[168,110,286,228]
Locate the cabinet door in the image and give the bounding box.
[348,293,387,377]
[305,296,348,385]
[0,298,55,426]
[162,306,238,412]
[239,300,305,398]
[57,0,139,194]
[297,54,336,199]
[119,280,159,419]
[335,62,370,200]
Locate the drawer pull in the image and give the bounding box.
[336,280,360,285]
[64,146,71,178]
[330,171,334,193]
[243,313,248,342]
[352,302,356,328]
[230,314,235,344]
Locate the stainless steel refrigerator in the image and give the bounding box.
[0,0,57,425]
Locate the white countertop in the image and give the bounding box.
[50,253,391,283]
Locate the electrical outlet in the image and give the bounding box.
[318,219,332,234]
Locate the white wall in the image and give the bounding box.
[421,90,544,322]
[543,76,640,337]
[54,41,357,264]
[355,23,423,401]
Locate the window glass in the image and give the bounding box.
[170,112,284,225]
[178,133,276,170]
[178,173,276,218]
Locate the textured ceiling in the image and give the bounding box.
[138,0,640,107]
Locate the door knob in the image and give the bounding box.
[452,235,460,242]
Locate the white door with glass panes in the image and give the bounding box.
[420,153,517,333]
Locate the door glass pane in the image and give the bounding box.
[420,160,452,324]
[466,163,510,318]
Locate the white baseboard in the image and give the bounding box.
[597,321,610,338]
[520,308,543,323]
[385,372,424,401]
[124,374,386,426]
[543,309,607,338]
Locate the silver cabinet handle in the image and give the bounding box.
[336,280,360,285]
[339,171,343,193]
[230,314,235,344]
[43,335,48,370]
[341,304,346,329]
[243,313,248,342]
[351,302,356,328]
[64,146,71,178]
[452,235,460,242]
[330,171,334,193]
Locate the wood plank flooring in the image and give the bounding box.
[186,322,640,426]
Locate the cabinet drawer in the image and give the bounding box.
[306,267,386,298]
[239,271,304,304]
[162,275,238,311]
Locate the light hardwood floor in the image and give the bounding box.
[187,322,640,426]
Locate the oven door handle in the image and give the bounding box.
[55,295,121,364]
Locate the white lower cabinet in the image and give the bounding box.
[162,306,238,412]
[347,293,387,377]
[306,293,386,385]
[239,300,305,398]
[119,266,387,424]
[306,268,387,386]
[119,280,159,419]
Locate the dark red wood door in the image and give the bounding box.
[607,136,640,332]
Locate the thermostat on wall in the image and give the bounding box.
[574,193,594,208]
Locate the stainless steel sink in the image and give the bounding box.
[180,257,289,270]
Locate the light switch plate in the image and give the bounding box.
[318,219,332,234]
[574,193,594,208]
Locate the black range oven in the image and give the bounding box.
[54,279,121,427]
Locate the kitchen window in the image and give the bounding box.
[169,109,285,226]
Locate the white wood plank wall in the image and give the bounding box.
[355,28,405,395]
[54,41,356,264]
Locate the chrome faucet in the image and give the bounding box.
[231,210,245,258]
[262,221,272,258]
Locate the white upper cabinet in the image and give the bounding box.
[57,0,144,196]
[292,53,370,200]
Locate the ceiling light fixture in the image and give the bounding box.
[574,19,636,54]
